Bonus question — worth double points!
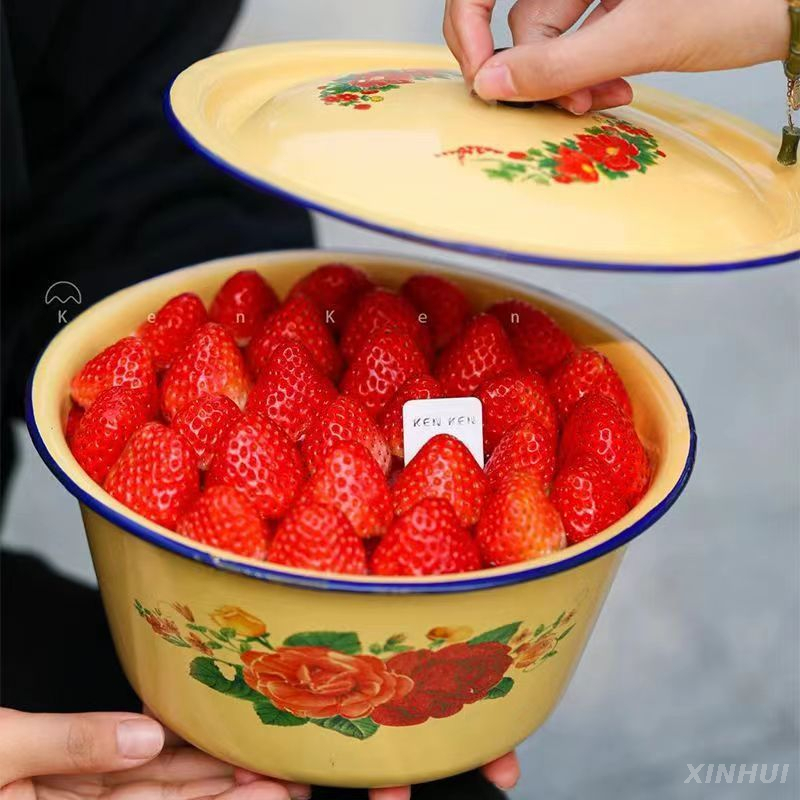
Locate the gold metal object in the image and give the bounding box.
[778,0,800,164]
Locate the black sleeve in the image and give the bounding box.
[1,0,313,427]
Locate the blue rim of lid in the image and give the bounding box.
[163,82,798,274]
[25,260,697,595]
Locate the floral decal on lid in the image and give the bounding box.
[318,69,459,110]
[437,115,667,185]
[135,599,576,739]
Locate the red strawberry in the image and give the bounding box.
[477,370,558,453]
[340,330,428,418]
[246,295,341,380]
[65,403,84,446]
[488,299,574,374]
[551,453,629,545]
[288,262,373,334]
[301,395,390,475]
[401,274,471,351]
[209,270,279,345]
[391,434,487,527]
[172,393,242,470]
[176,485,269,558]
[340,289,433,363]
[559,393,650,506]
[246,341,337,442]
[269,503,367,574]
[104,422,199,529]
[300,442,392,538]
[206,412,305,519]
[548,347,632,421]
[70,386,148,483]
[371,498,481,576]
[160,322,250,421]
[71,336,157,416]
[137,293,208,371]
[476,472,566,567]
[377,374,443,459]
[484,419,557,488]
[435,314,517,397]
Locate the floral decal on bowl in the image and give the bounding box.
[437,115,666,185]
[135,600,576,740]
[318,69,459,110]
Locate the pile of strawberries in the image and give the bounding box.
[66,264,650,576]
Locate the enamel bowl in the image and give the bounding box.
[27,250,695,788]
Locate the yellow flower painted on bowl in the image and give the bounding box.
[426,626,473,643]
[211,606,266,637]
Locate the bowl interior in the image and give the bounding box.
[28,249,694,590]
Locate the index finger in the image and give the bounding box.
[448,0,497,83]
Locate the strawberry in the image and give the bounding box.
[340,288,433,363]
[176,485,269,558]
[477,370,558,453]
[434,314,517,397]
[137,293,208,371]
[206,412,305,519]
[104,422,199,529]
[371,498,481,576]
[300,442,392,538]
[301,395,390,475]
[246,294,341,380]
[269,502,367,574]
[484,418,557,488]
[70,336,157,416]
[548,347,632,421]
[209,270,279,345]
[551,453,629,545]
[391,434,487,527]
[476,472,566,567]
[401,274,471,351]
[172,393,242,470]
[70,386,148,483]
[488,299,574,374]
[288,262,373,334]
[65,403,84,446]
[340,330,428,418]
[377,374,443,459]
[160,322,250,421]
[559,393,650,506]
[246,341,337,442]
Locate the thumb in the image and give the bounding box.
[0,708,165,783]
[473,2,659,102]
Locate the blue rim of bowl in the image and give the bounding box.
[163,81,798,274]
[24,261,697,595]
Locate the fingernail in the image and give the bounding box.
[287,784,311,800]
[116,718,164,759]
[473,63,515,100]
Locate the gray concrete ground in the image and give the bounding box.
[3,2,799,797]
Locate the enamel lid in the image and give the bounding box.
[168,41,799,272]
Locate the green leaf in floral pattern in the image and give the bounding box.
[486,677,514,700]
[557,624,575,642]
[253,698,307,727]
[189,657,261,701]
[311,716,379,740]
[282,631,361,654]
[163,635,190,648]
[468,622,521,646]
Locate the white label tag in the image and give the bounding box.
[402,397,484,466]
